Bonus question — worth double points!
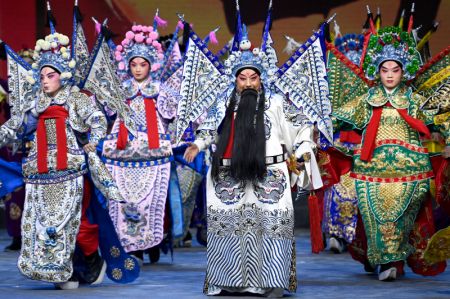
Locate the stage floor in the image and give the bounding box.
[0,229,448,299]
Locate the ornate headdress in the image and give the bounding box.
[223,25,276,87]
[27,33,77,88]
[362,26,422,80]
[334,33,365,65]
[114,24,164,78]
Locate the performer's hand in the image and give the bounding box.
[184,143,199,163]
[302,152,311,162]
[83,142,98,153]
[443,145,450,159]
[296,161,305,172]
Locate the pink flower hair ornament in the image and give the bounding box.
[115,24,164,77]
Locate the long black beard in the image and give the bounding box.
[212,88,267,183]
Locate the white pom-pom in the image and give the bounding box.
[60,47,67,53]
[61,72,73,79]
[252,48,260,55]
[51,42,58,49]
[42,41,51,51]
[60,36,70,46]
[239,40,251,51]
[68,60,76,68]
[32,63,38,69]
[62,52,69,59]
[34,45,41,52]
[37,39,45,47]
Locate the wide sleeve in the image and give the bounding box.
[73,92,107,144]
[192,96,227,151]
[332,93,372,130]
[0,107,38,148]
[277,94,323,190]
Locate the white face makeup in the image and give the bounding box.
[236,68,261,93]
[379,60,403,92]
[130,57,150,82]
[40,66,62,97]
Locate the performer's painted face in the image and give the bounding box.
[40,66,61,97]
[379,60,403,91]
[130,57,150,82]
[236,68,261,93]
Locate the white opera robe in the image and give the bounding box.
[194,92,322,295]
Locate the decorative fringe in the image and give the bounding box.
[95,22,101,35]
[359,31,371,69]
[0,41,6,61]
[327,43,375,86]
[154,15,168,28]
[101,25,117,41]
[333,20,341,38]
[283,36,301,56]
[407,3,415,33]
[46,2,57,33]
[410,45,450,81]
[208,30,219,45]
[177,20,184,30]
[308,192,324,254]
[374,7,381,31]
[416,21,439,51]
[398,9,405,30]
[182,22,190,47]
[74,5,83,23]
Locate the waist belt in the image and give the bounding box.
[220,152,288,167]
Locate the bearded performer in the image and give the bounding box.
[184,39,316,298]
[179,0,332,287]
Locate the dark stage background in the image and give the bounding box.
[1,0,449,78]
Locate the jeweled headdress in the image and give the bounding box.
[223,25,276,86]
[114,24,164,78]
[27,33,77,88]
[334,33,365,65]
[362,26,422,80]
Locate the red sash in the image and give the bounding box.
[36,106,69,173]
[117,97,160,150]
[360,104,431,162]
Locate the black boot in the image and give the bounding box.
[363,259,377,273]
[183,231,192,248]
[148,246,160,264]
[82,251,106,285]
[4,236,21,252]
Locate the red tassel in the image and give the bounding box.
[308,192,324,254]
